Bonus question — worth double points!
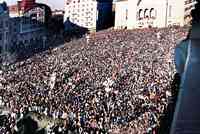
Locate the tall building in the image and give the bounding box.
[64,0,113,31]
[0,2,10,54]
[115,0,197,29]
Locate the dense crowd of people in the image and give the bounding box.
[0,26,188,134]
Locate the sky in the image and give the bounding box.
[5,0,64,10]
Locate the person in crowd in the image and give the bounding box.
[0,26,188,134]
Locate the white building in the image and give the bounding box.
[115,0,196,29]
[114,0,128,29]
[0,2,9,54]
[64,0,112,31]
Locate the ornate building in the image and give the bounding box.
[8,0,52,54]
[115,0,197,29]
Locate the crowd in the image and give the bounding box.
[0,26,188,134]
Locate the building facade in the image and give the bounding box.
[115,0,197,29]
[10,7,47,53]
[8,0,52,54]
[114,1,128,29]
[0,2,10,54]
[64,0,112,31]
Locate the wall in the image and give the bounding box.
[10,16,46,52]
[64,0,98,31]
[114,0,193,29]
[114,1,128,29]
[0,10,10,54]
[167,0,185,26]
[127,0,137,29]
[135,0,167,28]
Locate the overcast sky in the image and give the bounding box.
[5,0,64,10]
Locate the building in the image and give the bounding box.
[50,10,65,33]
[114,0,128,29]
[184,0,197,25]
[8,0,52,54]
[10,9,47,53]
[64,0,112,31]
[0,2,9,54]
[115,0,197,29]
[9,0,36,17]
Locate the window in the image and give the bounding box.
[126,9,128,20]
[5,32,8,41]
[0,33,2,41]
[0,46,2,53]
[150,8,156,19]
[144,9,149,18]
[0,21,3,29]
[138,9,143,20]
[5,20,9,28]
[24,40,28,44]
